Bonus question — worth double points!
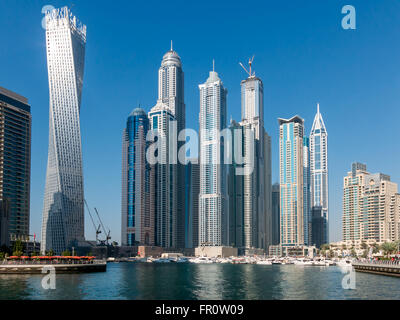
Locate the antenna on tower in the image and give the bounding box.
[171,40,173,51]
[239,55,255,77]
[213,59,215,72]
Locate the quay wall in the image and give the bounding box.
[0,261,106,274]
[352,262,400,278]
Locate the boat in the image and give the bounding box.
[256,260,272,265]
[153,258,171,263]
[189,257,214,264]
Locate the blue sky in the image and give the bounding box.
[0,0,399,243]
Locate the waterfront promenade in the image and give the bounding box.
[0,257,107,274]
[352,260,400,277]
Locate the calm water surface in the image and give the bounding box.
[0,263,399,300]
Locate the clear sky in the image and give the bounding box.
[0,0,399,244]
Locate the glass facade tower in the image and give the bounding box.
[41,7,86,254]
[0,87,31,242]
[121,108,154,246]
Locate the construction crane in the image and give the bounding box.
[84,200,102,245]
[239,55,255,78]
[94,207,111,246]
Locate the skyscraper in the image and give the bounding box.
[0,87,31,243]
[41,7,86,254]
[309,104,328,245]
[342,162,368,241]
[148,101,177,248]
[199,67,228,247]
[303,137,311,245]
[228,120,244,248]
[239,70,272,253]
[279,116,305,247]
[158,44,186,249]
[121,108,154,246]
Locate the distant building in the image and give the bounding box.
[271,183,280,245]
[185,159,199,248]
[310,104,329,244]
[121,108,154,247]
[199,67,228,246]
[0,86,31,243]
[41,7,86,254]
[279,116,305,247]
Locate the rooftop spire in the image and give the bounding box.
[311,103,327,134]
[213,59,215,72]
[171,40,173,51]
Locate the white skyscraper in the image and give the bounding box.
[239,69,272,253]
[148,101,177,248]
[41,7,86,254]
[309,104,328,245]
[158,44,186,248]
[199,67,228,246]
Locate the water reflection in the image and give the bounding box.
[0,263,400,300]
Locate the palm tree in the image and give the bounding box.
[380,242,397,258]
[12,240,24,257]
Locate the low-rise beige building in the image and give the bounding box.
[195,246,238,258]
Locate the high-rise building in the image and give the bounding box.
[238,71,272,253]
[361,173,398,242]
[279,116,305,247]
[199,68,228,246]
[41,7,86,254]
[227,120,244,248]
[271,183,280,245]
[343,163,400,243]
[158,44,186,249]
[0,200,10,247]
[389,194,400,242]
[303,137,311,245]
[148,101,177,248]
[185,159,199,248]
[0,87,31,243]
[309,104,328,244]
[342,162,368,242]
[121,108,154,246]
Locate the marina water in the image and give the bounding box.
[0,263,399,300]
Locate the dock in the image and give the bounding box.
[352,261,400,277]
[0,256,107,274]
